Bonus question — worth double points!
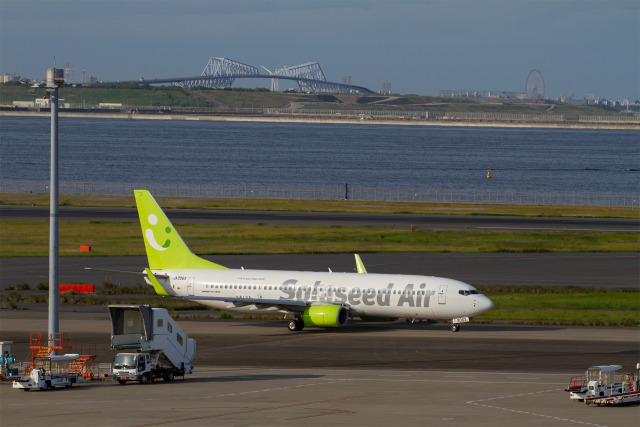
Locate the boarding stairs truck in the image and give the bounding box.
[565,363,640,406]
[108,305,196,385]
[12,354,85,391]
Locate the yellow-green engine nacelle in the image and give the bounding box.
[303,305,348,328]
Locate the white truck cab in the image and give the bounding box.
[108,305,195,385]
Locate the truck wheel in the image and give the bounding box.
[118,380,126,385]
[164,372,174,382]
[140,374,149,384]
[41,382,48,391]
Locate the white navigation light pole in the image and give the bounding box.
[46,67,64,340]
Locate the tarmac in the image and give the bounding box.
[2,252,639,289]
[1,310,638,426]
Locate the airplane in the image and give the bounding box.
[132,190,493,332]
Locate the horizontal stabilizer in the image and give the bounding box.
[85,267,169,279]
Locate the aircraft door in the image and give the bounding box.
[187,277,195,296]
[438,285,447,304]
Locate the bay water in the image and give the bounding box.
[1,116,638,195]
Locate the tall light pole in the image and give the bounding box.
[45,67,64,341]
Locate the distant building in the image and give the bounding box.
[35,98,65,108]
[12,100,34,108]
[98,103,123,109]
[1,73,20,83]
[381,82,391,94]
[342,76,353,85]
[440,90,518,98]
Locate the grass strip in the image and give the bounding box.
[474,308,639,326]
[2,288,637,326]
[2,221,639,256]
[2,193,638,218]
[474,291,640,326]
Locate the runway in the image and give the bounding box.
[1,205,639,232]
[2,205,637,288]
[1,311,638,426]
[1,252,638,288]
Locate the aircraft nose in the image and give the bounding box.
[476,295,493,314]
[479,295,494,313]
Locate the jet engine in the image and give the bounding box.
[302,305,348,328]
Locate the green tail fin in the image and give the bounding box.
[134,190,226,270]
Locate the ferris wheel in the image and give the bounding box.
[525,69,545,99]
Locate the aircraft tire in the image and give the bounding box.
[288,319,304,332]
[451,324,460,332]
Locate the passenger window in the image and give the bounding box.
[167,323,172,333]
[157,319,163,328]
[177,333,183,346]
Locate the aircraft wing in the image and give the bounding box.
[188,296,345,313]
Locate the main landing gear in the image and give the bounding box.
[288,318,304,332]
[451,323,461,332]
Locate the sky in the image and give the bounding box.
[1,0,638,100]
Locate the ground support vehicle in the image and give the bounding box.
[108,305,195,385]
[0,341,19,380]
[565,363,640,406]
[12,354,85,391]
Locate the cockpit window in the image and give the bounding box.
[458,290,479,296]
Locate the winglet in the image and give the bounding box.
[354,254,367,274]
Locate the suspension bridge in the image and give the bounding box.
[104,57,374,94]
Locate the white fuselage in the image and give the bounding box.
[151,268,493,320]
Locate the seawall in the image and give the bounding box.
[1,110,638,130]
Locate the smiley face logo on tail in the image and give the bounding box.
[144,213,171,251]
[136,189,227,270]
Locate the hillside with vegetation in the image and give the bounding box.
[0,81,629,120]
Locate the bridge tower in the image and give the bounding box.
[177,57,260,89]
[275,62,331,93]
